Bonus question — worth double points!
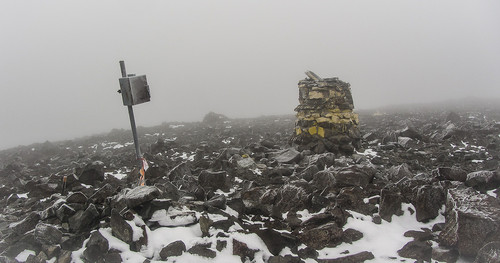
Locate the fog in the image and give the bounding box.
[1,0,499,150]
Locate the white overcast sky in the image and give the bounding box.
[1,0,499,149]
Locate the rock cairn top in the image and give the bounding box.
[292,71,360,154]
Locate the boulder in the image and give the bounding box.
[379,185,403,222]
[66,192,87,204]
[273,184,310,215]
[198,170,230,192]
[255,228,298,256]
[334,166,373,188]
[317,251,374,263]
[397,240,432,262]
[268,255,304,263]
[387,163,413,182]
[11,212,40,235]
[34,223,62,245]
[465,170,500,191]
[187,243,216,258]
[273,148,302,164]
[159,240,186,259]
[78,161,104,185]
[83,231,109,262]
[434,167,467,182]
[124,186,161,208]
[439,187,500,257]
[110,210,133,243]
[299,222,343,249]
[68,204,99,233]
[474,241,500,263]
[415,184,445,222]
[233,239,258,261]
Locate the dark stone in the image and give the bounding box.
[89,184,114,204]
[66,192,88,204]
[268,255,305,263]
[78,161,105,185]
[11,212,40,235]
[334,166,373,188]
[310,170,336,190]
[300,222,343,250]
[342,228,363,244]
[474,241,500,263]
[233,239,258,261]
[297,165,319,182]
[387,163,413,182]
[199,214,213,237]
[159,240,186,259]
[3,233,42,258]
[379,185,403,222]
[130,225,148,252]
[156,182,180,201]
[124,186,161,208]
[297,246,319,259]
[56,204,77,222]
[397,240,432,262]
[216,240,227,252]
[34,223,62,245]
[317,251,375,263]
[60,234,88,251]
[168,162,192,182]
[110,210,133,243]
[104,252,122,263]
[466,170,500,191]
[415,184,445,222]
[68,204,99,233]
[82,245,103,263]
[255,228,298,256]
[187,243,216,258]
[274,184,310,215]
[434,167,467,182]
[204,194,227,210]
[273,148,302,164]
[86,231,109,253]
[432,246,459,263]
[404,229,433,242]
[198,170,230,192]
[439,187,500,258]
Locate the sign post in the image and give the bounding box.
[118,60,151,185]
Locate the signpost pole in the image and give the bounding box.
[119,61,142,160]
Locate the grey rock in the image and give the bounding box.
[474,241,500,263]
[187,243,216,258]
[124,186,161,208]
[11,212,40,235]
[198,170,230,192]
[432,246,459,263]
[334,166,373,188]
[78,161,104,185]
[439,187,500,257]
[397,240,432,262]
[66,192,87,204]
[273,148,302,164]
[299,222,343,250]
[317,251,374,263]
[379,185,403,222]
[233,239,258,261]
[68,204,99,233]
[34,223,62,245]
[204,194,227,209]
[387,163,413,182]
[255,228,298,256]
[269,255,305,263]
[466,170,500,191]
[434,167,467,182]
[415,184,445,222]
[110,210,133,243]
[159,240,186,259]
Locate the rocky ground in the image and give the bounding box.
[0,105,500,263]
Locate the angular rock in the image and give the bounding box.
[466,170,500,191]
[432,246,459,263]
[379,185,403,222]
[310,170,336,190]
[387,163,413,182]
[439,187,500,257]
[397,240,432,262]
[89,183,114,204]
[160,240,186,259]
[204,194,227,210]
[317,251,374,263]
[198,170,230,192]
[56,204,76,222]
[11,212,40,235]
[300,222,343,250]
[233,239,258,261]
[334,166,373,188]
[66,192,88,204]
[434,167,467,182]
[474,241,500,263]
[78,161,104,185]
[124,186,161,208]
[187,243,216,258]
[415,184,445,222]
[274,184,310,215]
[34,223,62,245]
[255,228,298,256]
[86,230,109,253]
[110,210,133,243]
[268,255,304,263]
[273,148,302,164]
[68,204,99,233]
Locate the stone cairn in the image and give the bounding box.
[291,71,361,154]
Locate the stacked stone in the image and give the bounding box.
[292,71,360,154]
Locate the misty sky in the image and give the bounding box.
[1,0,500,149]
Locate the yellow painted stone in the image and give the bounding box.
[308,91,325,99]
[316,117,331,123]
[308,126,317,135]
[296,128,302,135]
[318,126,325,137]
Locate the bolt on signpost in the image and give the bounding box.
[118,61,151,186]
